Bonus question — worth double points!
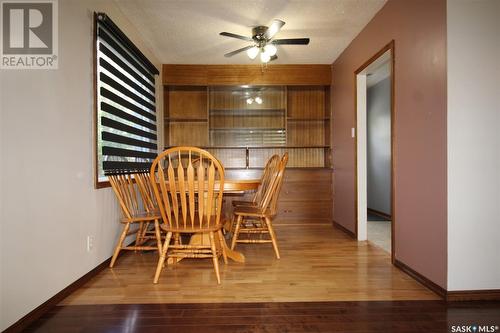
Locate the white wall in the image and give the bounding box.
[447,0,500,291]
[367,77,391,215]
[0,1,162,329]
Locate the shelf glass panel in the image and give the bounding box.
[209,85,286,147]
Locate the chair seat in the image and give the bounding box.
[232,200,257,207]
[233,205,273,218]
[121,209,161,223]
[160,214,225,233]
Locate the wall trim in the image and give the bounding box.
[3,258,111,333]
[394,259,447,299]
[332,220,356,239]
[353,40,396,264]
[447,290,500,301]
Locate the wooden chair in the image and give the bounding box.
[151,147,227,284]
[135,172,164,249]
[230,153,288,259]
[232,154,280,209]
[109,173,163,268]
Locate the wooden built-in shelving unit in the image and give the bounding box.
[162,64,333,223]
[164,83,331,168]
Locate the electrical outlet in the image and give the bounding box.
[86,235,95,252]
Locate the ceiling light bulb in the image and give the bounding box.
[246,98,253,105]
[247,46,259,60]
[264,44,277,56]
[255,97,263,104]
[260,52,271,63]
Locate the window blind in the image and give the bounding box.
[95,12,159,181]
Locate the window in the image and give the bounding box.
[94,12,159,188]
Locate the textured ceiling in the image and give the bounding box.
[114,0,387,64]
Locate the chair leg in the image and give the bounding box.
[231,215,243,250]
[110,223,130,268]
[265,217,280,259]
[209,231,221,284]
[153,231,172,284]
[140,222,150,244]
[135,222,144,248]
[229,213,236,233]
[217,229,228,264]
[154,220,162,255]
[172,233,181,265]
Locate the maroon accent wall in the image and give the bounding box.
[332,0,447,288]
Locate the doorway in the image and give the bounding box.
[355,41,395,261]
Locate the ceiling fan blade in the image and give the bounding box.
[272,38,310,45]
[224,45,254,57]
[220,32,253,42]
[270,55,278,62]
[264,19,285,40]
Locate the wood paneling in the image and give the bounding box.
[163,65,332,86]
[163,65,209,85]
[166,86,207,119]
[287,86,328,119]
[275,169,332,223]
[165,86,208,146]
[169,122,208,146]
[286,86,330,154]
[287,121,327,146]
[224,169,332,224]
[206,148,246,168]
[254,148,326,168]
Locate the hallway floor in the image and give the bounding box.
[367,220,391,253]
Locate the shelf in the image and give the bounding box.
[209,128,285,132]
[224,167,334,170]
[210,108,285,114]
[287,118,330,121]
[165,118,207,122]
[165,145,330,149]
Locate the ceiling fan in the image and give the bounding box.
[220,19,310,63]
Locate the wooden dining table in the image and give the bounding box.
[164,178,261,264]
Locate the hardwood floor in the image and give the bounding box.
[61,224,438,305]
[26,301,500,332]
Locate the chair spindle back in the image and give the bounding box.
[135,172,158,213]
[150,147,225,231]
[253,154,280,205]
[108,173,141,220]
[258,153,289,215]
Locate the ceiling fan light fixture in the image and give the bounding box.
[260,52,271,63]
[221,19,309,63]
[255,97,263,104]
[246,98,254,105]
[247,46,259,59]
[263,44,277,57]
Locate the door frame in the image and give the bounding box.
[354,40,396,263]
